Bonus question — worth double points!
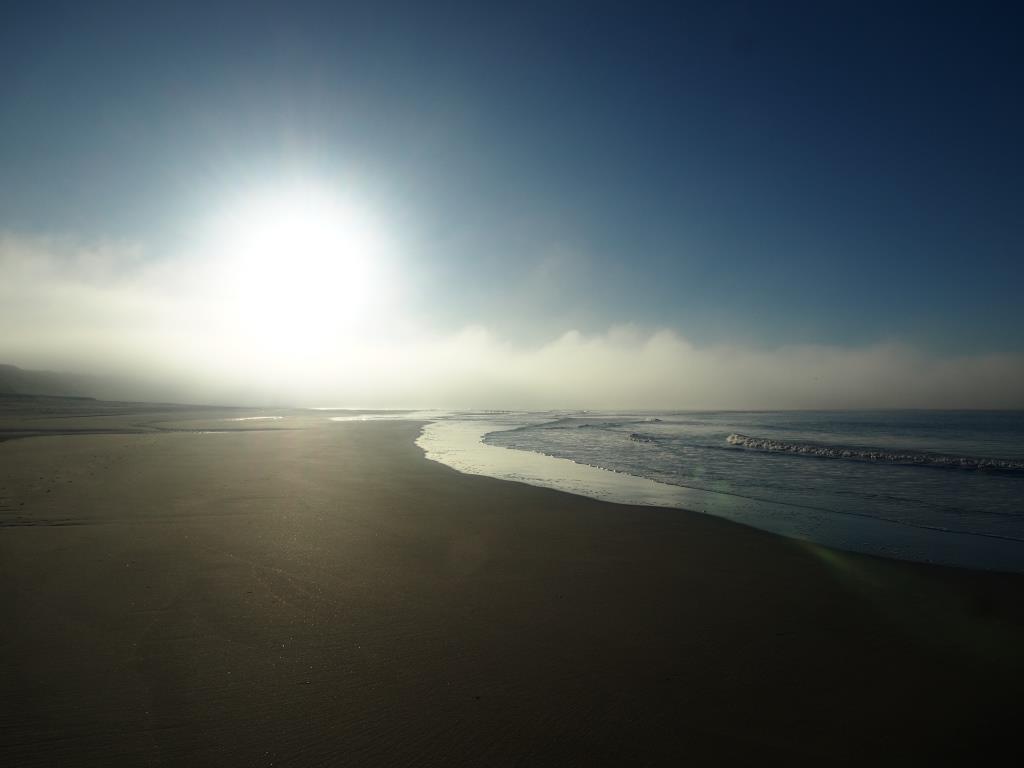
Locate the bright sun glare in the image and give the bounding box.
[207,182,390,363]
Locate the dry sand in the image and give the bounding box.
[1,399,1022,765]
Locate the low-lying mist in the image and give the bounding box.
[3,232,1022,409]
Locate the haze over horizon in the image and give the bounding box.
[2,2,1022,409]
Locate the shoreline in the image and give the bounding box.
[418,416,1024,574]
[3,398,1023,573]
[2,408,1024,763]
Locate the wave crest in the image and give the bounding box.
[726,433,1024,472]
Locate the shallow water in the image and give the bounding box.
[416,410,1024,572]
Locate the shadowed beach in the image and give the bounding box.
[1,400,1022,765]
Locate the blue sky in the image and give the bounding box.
[1,2,1022,406]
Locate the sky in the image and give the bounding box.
[1,1,1022,408]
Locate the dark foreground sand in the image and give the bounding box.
[1,401,1022,765]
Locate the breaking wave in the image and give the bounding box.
[726,433,1024,472]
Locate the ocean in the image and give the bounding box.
[416,410,1024,572]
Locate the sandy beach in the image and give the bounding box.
[1,399,1022,765]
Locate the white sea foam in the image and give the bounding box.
[727,433,1024,472]
[416,411,1024,573]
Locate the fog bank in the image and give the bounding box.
[3,232,1022,409]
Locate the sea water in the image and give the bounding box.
[416,411,1024,572]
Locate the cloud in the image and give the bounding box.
[2,231,1023,408]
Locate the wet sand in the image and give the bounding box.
[1,401,1022,765]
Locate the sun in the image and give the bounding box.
[207,182,389,362]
